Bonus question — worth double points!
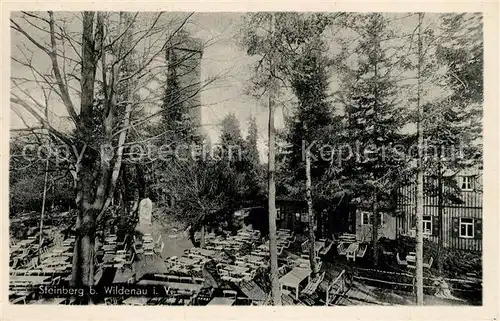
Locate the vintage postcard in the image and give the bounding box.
[1,1,498,320]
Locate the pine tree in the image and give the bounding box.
[243,117,264,201]
[421,13,483,273]
[339,13,407,266]
[284,35,338,275]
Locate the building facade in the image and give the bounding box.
[253,168,482,253]
[395,169,483,252]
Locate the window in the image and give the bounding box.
[361,212,384,225]
[459,218,474,238]
[423,216,432,235]
[295,212,308,222]
[276,207,282,220]
[361,212,370,225]
[459,176,474,191]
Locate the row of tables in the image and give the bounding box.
[9,234,76,304]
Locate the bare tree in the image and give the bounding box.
[10,11,216,290]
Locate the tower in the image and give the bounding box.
[166,33,204,128]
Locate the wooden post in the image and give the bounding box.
[37,157,50,265]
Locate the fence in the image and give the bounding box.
[352,267,482,303]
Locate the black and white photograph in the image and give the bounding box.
[6,9,489,308]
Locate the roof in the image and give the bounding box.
[280,268,311,288]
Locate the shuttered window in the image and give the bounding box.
[361,212,384,225]
[276,207,283,220]
[423,216,432,235]
[459,218,474,238]
[459,176,474,191]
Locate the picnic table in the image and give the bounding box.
[177,257,201,266]
[122,296,150,306]
[257,244,269,251]
[242,255,263,262]
[137,280,204,293]
[406,252,416,268]
[32,297,67,305]
[346,243,360,262]
[212,240,230,246]
[62,238,75,246]
[42,257,70,266]
[197,249,215,257]
[10,245,22,253]
[207,297,235,305]
[52,247,71,255]
[11,252,30,262]
[279,267,311,300]
[223,265,249,274]
[19,239,37,246]
[10,275,51,285]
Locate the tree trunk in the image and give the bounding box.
[415,12,425,306]
[37,158,50,265]
[267,12,281,306]
[372,189,379,266]
[70,11,99,293]
[437,160,444,274]
[136,164,146,199]
[305,148,318,276]
[200,224,206,249]
[71,203,96,289]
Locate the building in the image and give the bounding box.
[166,32,204,127]
[248,166,482,253]
[395,168,483,252]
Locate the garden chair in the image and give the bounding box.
[423,257,434,269]
[396,252,407,266]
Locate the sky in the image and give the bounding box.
[10,12,473,161]
[10,12,281,161]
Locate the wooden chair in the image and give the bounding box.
[51,276,61,285]
[423,257,434,269]
[396,252,407,266]
[154,242,164,255]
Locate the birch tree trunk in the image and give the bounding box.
[200,225,206,249]
[372,189,379,266]
[305,147,318,276]
[268,80,281,305]
[415,12,425,306]
[267,12,281,306]
[437,154,444,274]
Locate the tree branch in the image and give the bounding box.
[47,11,78,123]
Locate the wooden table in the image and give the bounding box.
[122,296,150,306]
[33,297,67,305]
[10,275,51,285]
